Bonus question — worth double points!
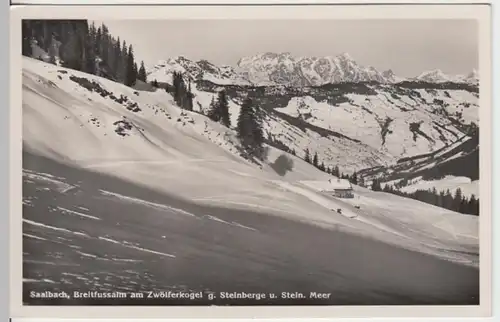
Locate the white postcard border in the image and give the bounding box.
[9,3,493,319]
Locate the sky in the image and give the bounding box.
[95,19,478,78]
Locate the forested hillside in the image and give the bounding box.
[22,20,147,86]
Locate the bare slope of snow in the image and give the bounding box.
[22,57,478,267]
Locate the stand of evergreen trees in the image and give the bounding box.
[206,92,264,160]
[371,179,479,216]
[302,148,364,185]
[22,20,147,87]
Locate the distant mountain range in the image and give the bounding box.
[415,69,479,85]
[147,52,479,87]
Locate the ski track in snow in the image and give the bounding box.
[97,236,176,258]
[23,278,57,284]
[23,219,90,238]
[23,233,48,241]
[98,189,197,218]
[204,214,258,232]
[56,206,101,220]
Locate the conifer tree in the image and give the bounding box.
[218,90,230,127]
[119,40,128,83]
[453,188,463,212]
[114,36,122,80]
[444,189,454,210]
[125,44,136,86]
[251,103,265,157]
[371,178,382,191]
[304,148,311,163]
[459,196,468,214]
[237,98,254,149]
[83,24,96,74]
[107,34,116,75]
[438,190,445,208]
[469,194,479,216]
[351,171,358,185]
[173,72,185,108]
[207,95,218,120]
[237,98,264,159]
[100,24,109,64]
[138,60,147,82]
[313,152,319,168]
[431,187,438,205]
[95,26,102,58]
[207,90,230,126]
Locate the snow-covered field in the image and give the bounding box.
[22,57,478,268]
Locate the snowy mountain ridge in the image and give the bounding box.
[148,52,479,87]
[414,69,480,85]
[148,56,252,86]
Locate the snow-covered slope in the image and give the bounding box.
[192,78,478,173]
[188,84,391,172]
[358,133,479,197]
[22,57,478,267]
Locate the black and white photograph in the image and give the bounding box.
[16,5,490,311]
